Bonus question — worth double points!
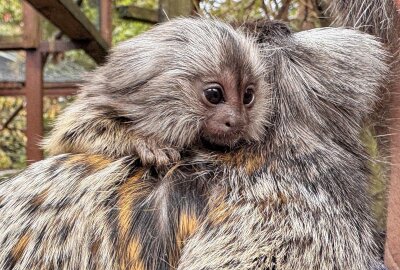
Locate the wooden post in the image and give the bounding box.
[100,0,112,46]
[385,94,400,270]
[23,1,43,164]
[158,0,194,22]
[385,1,400,269]
[25,49,44,164]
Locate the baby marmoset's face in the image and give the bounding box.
[92,18,270,150]
[188,27,269,148]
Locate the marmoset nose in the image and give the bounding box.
[221,112,245,132]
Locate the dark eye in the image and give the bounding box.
[243,87,255,106]
[203,86,224,105]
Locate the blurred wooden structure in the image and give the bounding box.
[0,0,194,164]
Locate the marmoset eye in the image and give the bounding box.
[204,86,224,104]
[243,87,255,106]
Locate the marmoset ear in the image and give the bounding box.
[264,27,388,133]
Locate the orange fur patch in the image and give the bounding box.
[66,154,111,170]
[85,155,112,170]
[208,196,235,226]
[12,232,31,261]
[217,148,265,174]
[124,238,145,270]
[30,189,49,208]
[167,212,199,267]
[91,239,100,256]
[118,169,147,236]
[176,212,199,250]
[277,191,288,204]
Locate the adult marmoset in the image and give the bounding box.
[0,18,390,270]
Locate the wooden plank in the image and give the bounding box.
[158,0,194,22]
[0,88,77,96]
[117,5,159,24]
[0,82,24,90]
[0,103,24,131]
[0,36,29,50]
[39,40,84,53]
[25,49,44,163]
[24,0,109,63]
[0,82,79,96]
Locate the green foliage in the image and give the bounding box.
[0,97,26,169]
[0,96,74,169]
[112,9,151,45]
[0,0,23,36]
[200,0,324,31]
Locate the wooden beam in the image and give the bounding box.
[25,49,44,163]
[0,82,24,90]
[24,0,109,64]
[117,5,159,24]
[39,40,85,53]
[0,88,78,97]
[117,1,195,24]
[0,82,79,96]
[0,36,29,50]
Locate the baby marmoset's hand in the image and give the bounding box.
[133,137,181,167]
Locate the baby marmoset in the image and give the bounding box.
[0,18,268,270]
[43,17,268,166]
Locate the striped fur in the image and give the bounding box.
[0,153,214,270]
[0,19,390,270]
